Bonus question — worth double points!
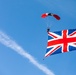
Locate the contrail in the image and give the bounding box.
[0,31,55,75]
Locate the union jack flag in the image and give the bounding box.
[45,29,76,57]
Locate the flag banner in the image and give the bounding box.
[45,29,76,57]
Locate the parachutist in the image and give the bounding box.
[47,28,50,33]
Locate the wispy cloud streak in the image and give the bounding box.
[0,31,55,75]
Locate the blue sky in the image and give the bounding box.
[0,0,76,75]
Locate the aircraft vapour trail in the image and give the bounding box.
[0,31,55,75]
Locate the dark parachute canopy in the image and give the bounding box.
[41,13,60,20]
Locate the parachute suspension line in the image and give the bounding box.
[46,17,50,33]
[46,17,49,27]
[44,17,49,33]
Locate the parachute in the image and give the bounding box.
[41,13,60,20]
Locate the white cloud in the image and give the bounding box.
[0,31,55,75]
